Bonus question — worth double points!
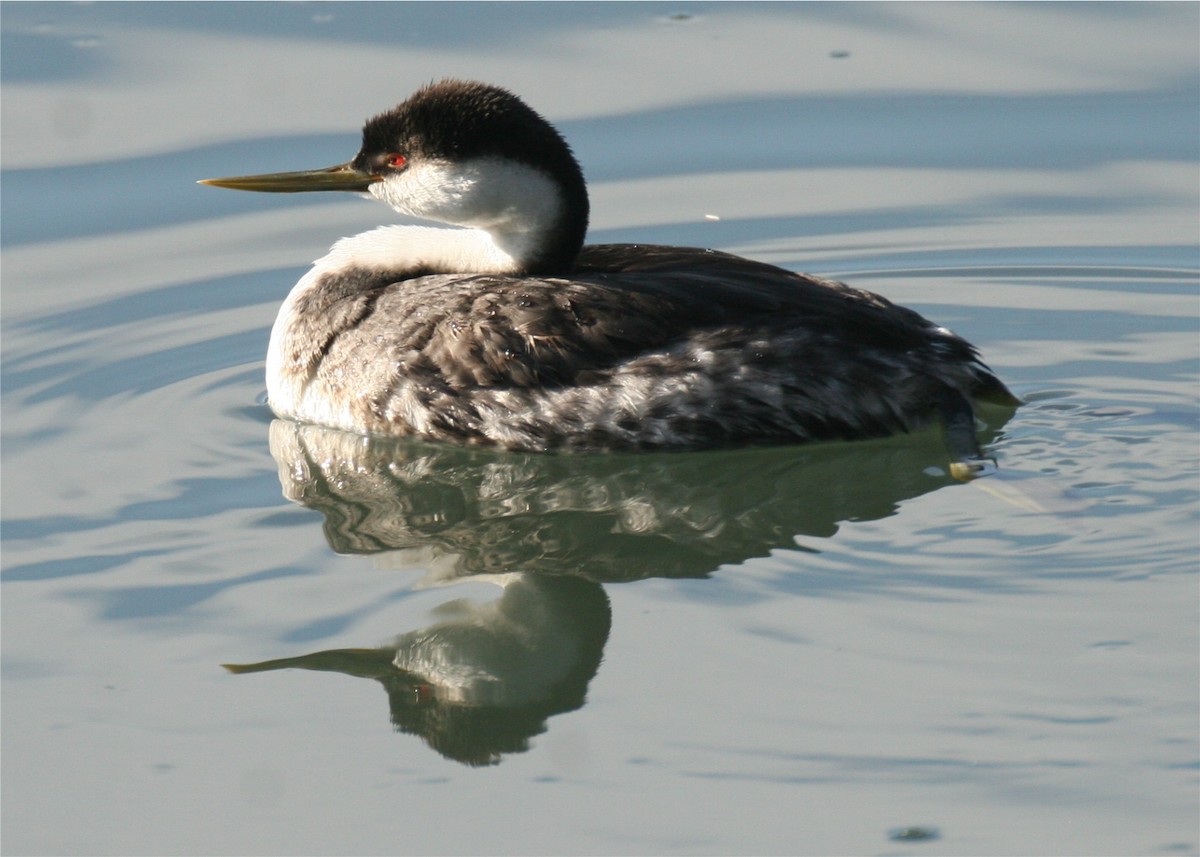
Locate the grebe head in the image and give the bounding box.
[200,80,589,273]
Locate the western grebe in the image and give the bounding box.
[201,79,1017,468]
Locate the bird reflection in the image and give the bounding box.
[226,573,608,767]
[264,419,1000,582]
[226,417,1008,765]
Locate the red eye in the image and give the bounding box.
[385,153,407,168]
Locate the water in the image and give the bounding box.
[2,3,1197,855]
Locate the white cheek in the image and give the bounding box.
[368,157,560,233]
[369,161,473,223]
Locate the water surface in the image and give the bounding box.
[2,3,1197,855]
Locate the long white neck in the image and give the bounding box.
[365,156,567,274]
[309,224,523,279]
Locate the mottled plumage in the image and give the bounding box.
[201,80,1017,459]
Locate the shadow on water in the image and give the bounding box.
[225,414,1011,766]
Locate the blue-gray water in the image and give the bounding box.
[2,3,1197,855]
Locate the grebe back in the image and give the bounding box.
[200,79,1017,468]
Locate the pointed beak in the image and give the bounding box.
[198,161,378,193]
